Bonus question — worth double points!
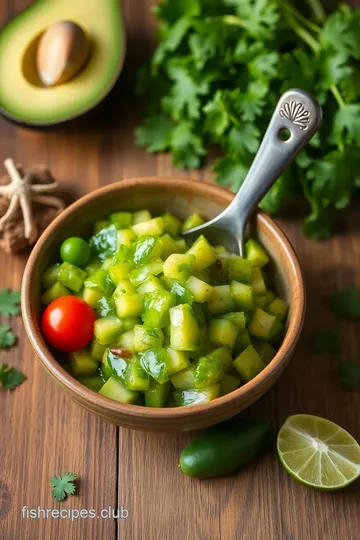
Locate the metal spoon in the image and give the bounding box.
[183,89,322,256]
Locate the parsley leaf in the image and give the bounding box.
[0,325,16,349]
[339,361,360,390]
[50,473,77,502]
[0,363,26,389]
[0,289,20,317]
[312,330,340,355]
[330,288,360,319]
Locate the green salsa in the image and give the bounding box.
[41,210,288,408]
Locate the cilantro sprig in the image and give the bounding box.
[0,289,20,317]
[136,0,360,239]
[50,473,77,502]
[0,363,26,390]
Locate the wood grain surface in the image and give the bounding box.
[0,1,360,539]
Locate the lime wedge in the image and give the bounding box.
[277,414,360,490]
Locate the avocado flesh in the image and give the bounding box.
[0,0,125,125]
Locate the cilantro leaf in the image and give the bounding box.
[330,288,360,319]
[312,330,340,355]
[50,473,77,502]
[171,281,193,305]
[135,114,174,153]
[228,124,260,155]
[225,0,279,40]
[203,91,230,138]
[338,361,360,390]
[177,263,189,272]
[170,122,205,169]
[213,156,248,192]
[333,104,360,147]
[0,363,26,389]
[320,6,360,61]
[0,325,16,349]
[0,289,20,317]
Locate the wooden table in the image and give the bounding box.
[1,1,360,539]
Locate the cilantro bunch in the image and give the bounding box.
[135,0,360,239]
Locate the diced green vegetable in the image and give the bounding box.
[124,355,150,391]
[163,253,194,283]
[170,280,193,305]
[109,211,132,229]
[250,267,267,295]
[84,270,114,295]
[133,210,152,225]
[42,263,60,290]
[255,342,276,365]
[186,235,216,271]
[233,330,252,355]
[41,281,71,305]
[194,353,224,388]
[94,220,109,234]
[140,348,169,383]
[266,290,276,305]
[162,213,181,237]
[207,285,235,316]
[228,258,252,284]
[84,259,103,276]
[254,295,267,309]
[269,318,285,345]
[166,348,190,376]
[83,287,103,308]
[90,339,106,361]
[185,276,213,303]
[220,373,242,396]
[78,375,104,392]
[174,238,187,253]
[100,258,112,271]
[230,281,254,311]
[248,308,276,340]
[99,376,139,404]
[169,304,201,351]
[108,262,134,286]
[115,293,144,318]
[159,233,179,259]
[222,312,246,331]
[233,345,266,382]
[209,318,239,348]
[58,262,86,292]
[113,279,136,297]
[69,350,98,377]
[145,379,171,407]
[267,297,288,322]
[94,316,123,345]
[142,289,176,328]
[182,213,205,232]
[170,364,196,390]
[206,347,233,373]
[173,384,220,406]
[132,217,164,237]
[246,239,270,267]
[137,276,163,294]
[96,296,116,317]
[118,329,136,353]
[116,228,136,248]
[129,259,164,287]
[133,325,164,352]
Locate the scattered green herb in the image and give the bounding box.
[0,363,26,389]
[135,0,360,239]
[313,329,340,354]
[178,263,189,272]
[0,289,20,317]
[0,324,16,349]
[338,361,360,390]
[330,288,360,319]
[50,473,77,502]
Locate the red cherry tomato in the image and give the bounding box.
[41,296,96,352]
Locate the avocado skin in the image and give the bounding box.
[179,418,273,478]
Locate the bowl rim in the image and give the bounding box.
[21,177,305,420]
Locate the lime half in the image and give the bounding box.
[277,414,360,490]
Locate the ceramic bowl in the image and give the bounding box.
[22,178,305,431]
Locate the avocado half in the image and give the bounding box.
[0,0,126,126]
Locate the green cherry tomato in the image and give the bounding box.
[60,237,91,267]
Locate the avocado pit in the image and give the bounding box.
[36,20,91,87]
